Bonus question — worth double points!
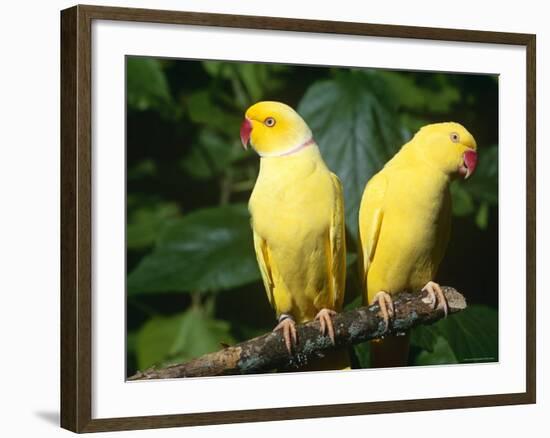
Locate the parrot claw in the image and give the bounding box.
[370,291,394,332]
[421,281,448,317]
[273,316,297,354]
[315,308,338,344]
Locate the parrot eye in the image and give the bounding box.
[450,132,460,143]
[264,117,276,127]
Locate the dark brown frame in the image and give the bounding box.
[61,4,536,433]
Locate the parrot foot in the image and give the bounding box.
[421,281,448,317]
[370,291,394,332]
[273,315,297,354]
[315,308,337,344]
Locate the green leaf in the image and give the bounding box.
[450,182,475,216]
[352,342,371,368]
[236,63,264,102]
[202,61,225,77]
[436,305,498,363]
[136,313,181,370]
[414,305,498,364]
[346,252,358,267]
[127,202,180,250]
[298,70,404,236]
[351,306,496,367]
[463,145,498,205]
[376,71,461,113]
[127,204,260,295]
[475,202,490,229]
[202,61,289,105]
[136,307,235,370]
[181,129,241,180]
[186,90,241,136]
[127,57,173,112]
[450,145,497,225]
[344,294,362,311]
[410,324,439,353]
[414,336,458,366]
[127,159,157,181]
[126,331,138,354]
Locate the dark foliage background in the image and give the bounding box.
[126,57,499,376]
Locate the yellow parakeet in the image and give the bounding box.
[241,101,348,369]
[358,122,478,367]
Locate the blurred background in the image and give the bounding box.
[126,56,498,377]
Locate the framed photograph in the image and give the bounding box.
[60,4,536,433]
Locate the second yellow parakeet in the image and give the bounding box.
[241,101,348,369]
[358,122,477,367]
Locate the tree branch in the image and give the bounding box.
[129,286,466,380]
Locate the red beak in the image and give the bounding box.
[240,118,252,149]
[459,149,478,179]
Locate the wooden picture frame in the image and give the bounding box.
[61,4,536,433]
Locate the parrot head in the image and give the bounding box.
[409,122,478,179]
[240,101,313,157]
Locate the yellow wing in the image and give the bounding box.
[431,185,452,274]
[328,173,346,311]
[252,226,274,308]
[358,172,387,288]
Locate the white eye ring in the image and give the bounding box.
[264,117,276,127]
[450,132,460,143]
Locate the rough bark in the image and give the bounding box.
[129,286,466,380]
